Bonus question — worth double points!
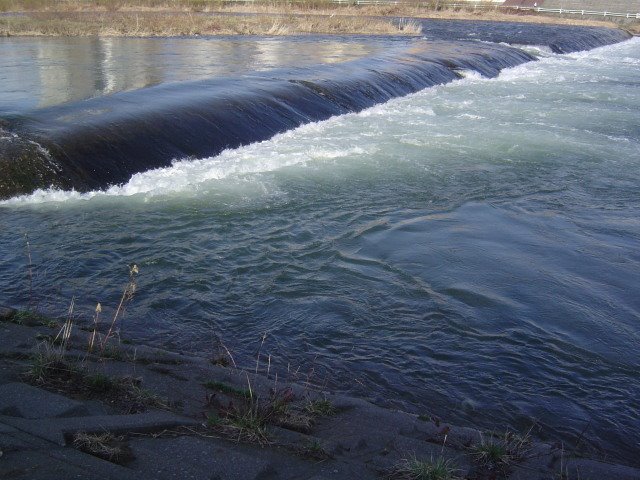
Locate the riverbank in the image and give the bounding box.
[1,0,638,36]
[1,305,639,479]
[0,11,423,36]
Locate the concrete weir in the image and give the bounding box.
[0,22,631,200]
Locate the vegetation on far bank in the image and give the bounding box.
[0,10,422,36]
[1,0,637,36]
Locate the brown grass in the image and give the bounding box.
[625,23,640,34]
[72,432,133,464]
[1,0,635,34]
[0,10,423,36]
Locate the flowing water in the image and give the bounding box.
[1,34,639,464]
[0,35,384,114]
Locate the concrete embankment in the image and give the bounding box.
[1,306,639,480]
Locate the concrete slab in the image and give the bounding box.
[130,435,277,480]
[1,410,200,445]
[565,458,640,480]
[0,382,90,419]
[0,446,143,480]
[0,323,37,354]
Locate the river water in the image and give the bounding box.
[1,35,639,464]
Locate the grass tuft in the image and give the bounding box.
[305,398,336,416]
[301,438,330,460]
[10,309,58,327]
[205,378,313,443]
[471,430,532,474]
[27,345,163,414]
[28,341,77,382]
[391,455,461,480]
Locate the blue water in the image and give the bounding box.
[1,35,639,465]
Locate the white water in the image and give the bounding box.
[4,38,638,207]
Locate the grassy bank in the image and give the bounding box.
[0,10,422,36]
[1,0,637,36]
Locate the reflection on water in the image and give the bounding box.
[0,36,380,114]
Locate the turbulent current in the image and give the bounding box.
[0,24,639,465]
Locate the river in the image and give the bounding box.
[0,30,638,465]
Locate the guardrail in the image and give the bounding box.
[327,0,640,18]
[503,5,639,19]
[219,0,640,18]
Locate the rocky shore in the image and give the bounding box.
[1,305,639,480]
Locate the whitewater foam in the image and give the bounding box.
[3,37,637,207]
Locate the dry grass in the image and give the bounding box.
[0,10,422,36]
[214,2,619,28]
[625,23,640,34]
[390,455,461,480]
[1,0,632,36]
[72,431,134,464]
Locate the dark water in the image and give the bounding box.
[0,27,639,466]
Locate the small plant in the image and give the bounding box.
[10,309,56,327]
[54,296,75,353]
[28,341,74,382]
[87,302,102,354]
[473,439,509,467]
[391,455,461,480]
[113,376,165,414]
[226,405,269,442]
[301,438,330,460]
[205,375,270,443]
[205,376,307,443]
[503,429,533,460]
[470,429,532,475]
[101,264,138,354]
[24,233,33,308]
[305,398,336,416]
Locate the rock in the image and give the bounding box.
[0,306,16,321]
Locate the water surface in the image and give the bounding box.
[1,36,639,465]
[0,35,384,114]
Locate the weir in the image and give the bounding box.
[415,19,631,53]
[0,22,631,200]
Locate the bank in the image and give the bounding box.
[1,305,639,479]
